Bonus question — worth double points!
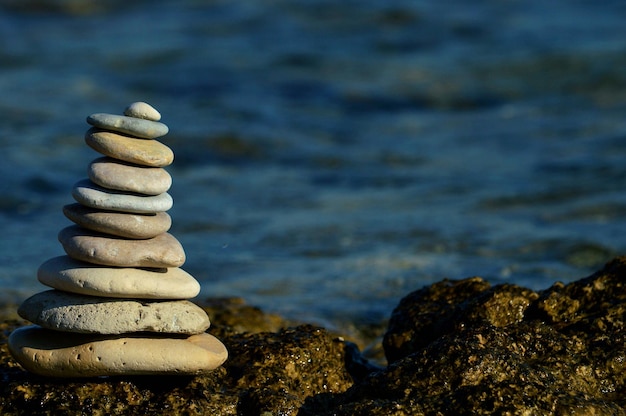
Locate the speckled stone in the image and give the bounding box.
[88,157,172,196]
[18,290,210,335]
[87,113,168,139]
[85,128,174,167]
[38,256,199,299]
[8,326,227,377]
[63,203,172,239]
[124,101,161,121]
[58,225,185,268]
[72,179,173,214]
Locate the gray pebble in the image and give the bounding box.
[87,113,169,139]
[72,179,173,214]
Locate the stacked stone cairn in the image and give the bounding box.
[8,102,227,377]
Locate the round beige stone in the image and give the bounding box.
[88,157,172,196]
[58,225,185,268]
[124,102,161,121]
[72,179,173,214]
[18,291,210,335]
[85,128,174,167]
[38,256,200,299]
[63,203,171,239]
[8,326,227,377]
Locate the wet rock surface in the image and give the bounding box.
[2,257,626,415]
[309,257,626,415]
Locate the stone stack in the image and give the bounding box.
[8,102,227,377]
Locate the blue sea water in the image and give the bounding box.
[0,0,625,329]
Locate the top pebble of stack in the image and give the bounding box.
[124,101,162,121]
[87,102,168,139]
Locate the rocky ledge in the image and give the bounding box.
[1,257,625,415]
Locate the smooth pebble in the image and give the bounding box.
[85,128,174,167]
[58,225,185,268]
[87,113,168,139]
[72,179,173,214]
[63,203,171,239]
[38,256,200,299]
[88,157,172,196]
[124,102,161,121]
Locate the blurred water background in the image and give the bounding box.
[0,0,625,330]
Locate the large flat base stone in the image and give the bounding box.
[8,325,227,377]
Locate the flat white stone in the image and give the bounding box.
[124,102,161,121]
[63,203,172,239]
[88,157,172,195]
[72,179,173,214]
[58,225,185,268]
[87,113,168,139]
[18,290,210,335]
[38,256,200,299]
[8,326,227,377]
